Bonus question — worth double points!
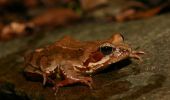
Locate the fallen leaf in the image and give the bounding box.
[23,0,39,9]
[0,0,11,7]
[80,0,108,11]
[29,8,80,28]
[114,1,170,22]
[0,22,34,41]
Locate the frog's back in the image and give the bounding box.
[24,36,101,69]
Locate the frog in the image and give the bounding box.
[24,33,144,92]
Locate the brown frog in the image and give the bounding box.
[24,33,144,92]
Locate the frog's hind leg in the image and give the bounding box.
[24,65,43,81]
[24,65,54,85]
[53,64,93,93]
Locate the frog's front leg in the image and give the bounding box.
[42,72,55,85]
[53,64,93,92]
[130,50,145,61]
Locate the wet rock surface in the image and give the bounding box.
[1,13,170,100]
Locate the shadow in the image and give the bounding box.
[99,59,132,74]
[23,72,56,87]
[0,82,30,100]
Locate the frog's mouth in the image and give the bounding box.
[84,47,131,74]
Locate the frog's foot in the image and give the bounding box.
[130,51,145,61]
[52,77,93,94]
[77,77,93,89]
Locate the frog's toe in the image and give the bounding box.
[52,85,60,95]
[132,51,145,55]
[79,77,93,89]
[52,78,81,94]
[42,74,47,85]
[130,50,145,61]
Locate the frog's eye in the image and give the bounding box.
[99,43,115,55]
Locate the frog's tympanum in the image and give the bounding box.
[24,33,144,92]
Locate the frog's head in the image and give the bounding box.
[74,33,144,74]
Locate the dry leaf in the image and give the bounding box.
[114,1,170,22]
[0,0,11,7]
[0,22,34,41]
[23,0,39,9]
[30,8,80,28]
[80,0,108,11]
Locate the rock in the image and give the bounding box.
[0,7,170,100]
